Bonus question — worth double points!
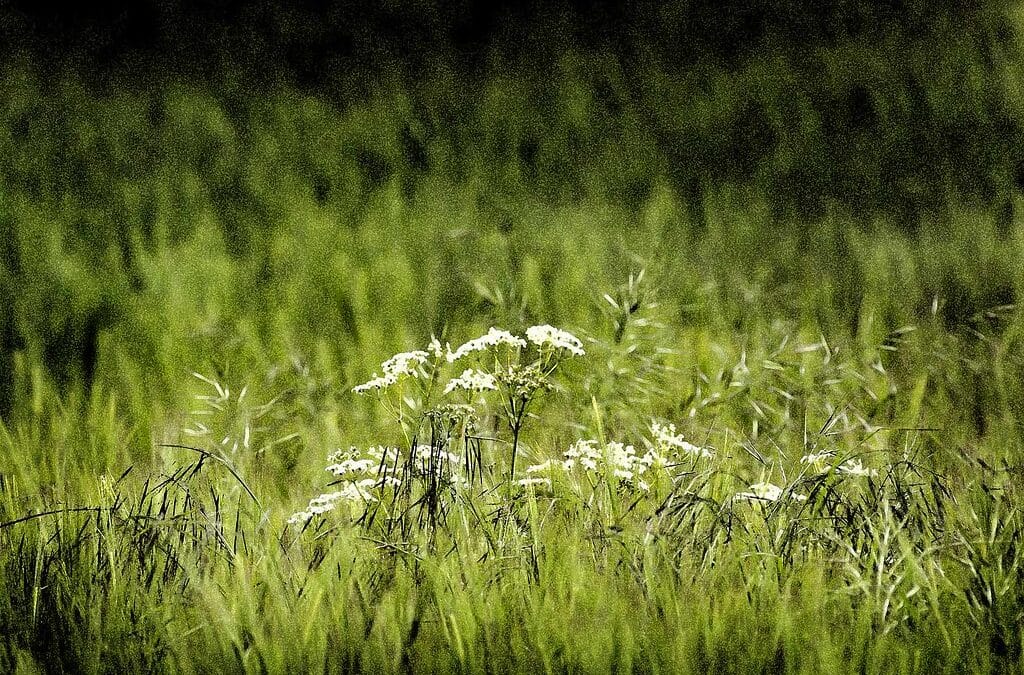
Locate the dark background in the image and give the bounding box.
[1,1,1011,81]
[4,0,1021,214]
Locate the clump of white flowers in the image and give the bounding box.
[287,442,474,526]
[381,350,430,378]
[352,374,397,394]
[734,482,807,503]
[517,476,553,489]
[799,452,877,478]
[352,325,583,397]
[524,437,676,492]
[287,482,378,525]
[800,451,834,470]
[325,447,380,476]
[651,421,715,459]
[294,324,586,528]
[428,336,451,361]
[562,439,602,471]
[351,350,429,394]
[444,369,498,395]
[448,328,527,362]
[525,325,585,356]
[836,458,878,477]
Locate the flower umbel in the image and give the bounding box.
[526,324,585,356]
[352,373,398,394]
[448,328,527,362]
[734,482,807,503]
[651,421,715,459]
[836,459,878,477]
[444,369,499,395]
[381,350,430,378]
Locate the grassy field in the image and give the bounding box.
[2,11,1024,670]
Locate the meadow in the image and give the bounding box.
[2,6,1024,670]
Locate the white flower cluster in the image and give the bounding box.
[288,443,474,525]
[524,438,674,491]
[517,476,553,489]
[443,369,499,395]
[525,325,585,356]
[651,421,715,459]
[448,328,527,362]
[382,350,430,378]
[563,439,603,471]
[352,325,583,395]
[836,458,878,477]
[733,482,807,503]
[352,374,397,394]
[799,452,877,477]
[287,481,378,524]
[800,451,834,468]
[352,350,431,394]
[429,336,450,360]
[325,446,380,476]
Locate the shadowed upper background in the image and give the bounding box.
[1,0,1023,425]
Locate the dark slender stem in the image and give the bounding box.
[508,396,529,486]
[510,421,521,485]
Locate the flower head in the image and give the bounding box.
[287,483,377,524]
[564,439,601,471]
[526,325,585,356]
[428,336,453,361]
[352,373,398,394]
[836,459,878,477]
[381,350,430,378]
[734,482,807,503]
[444,369,499,395]
[651,421,715,458]
[517,477,553,489]
[448,328,527,362]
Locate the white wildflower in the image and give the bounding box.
[836,459,878,477]
[734,482,807,503]
[444,369,498,394]
[651,421,715,458]
[525,459,565,474]
[428,336,452,361]
[526,325,585,356]
[287,510,313,525]
[352,478,379,491]
[326,457,378,476]
[352,373,398,394]
[565,439,601,471]
[517,477,552,489]
[332,482,377,504]
[381,350,430,378]
[564,439,600,459]
[606,441,641,478]
[800,451,834,466]
[448,327,527,361]
[637,448,669,470]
